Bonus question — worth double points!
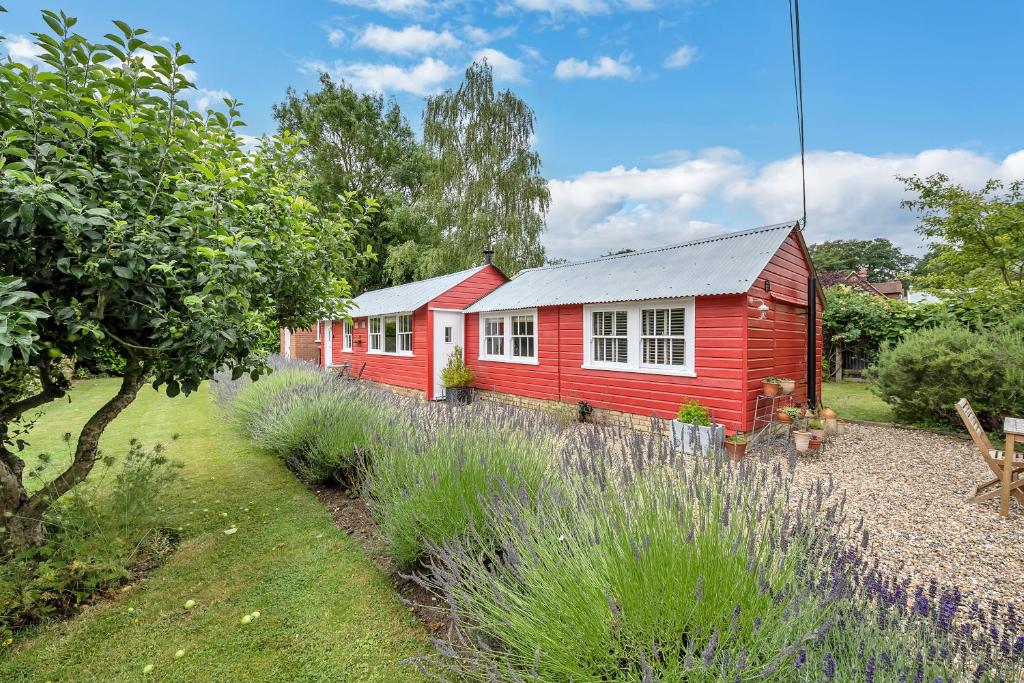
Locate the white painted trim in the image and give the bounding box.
[283,328,292,360]
[428,307,468,312]
[433,310,465,399]
[341,319,353,352]
[582,298,697,377]
[477,308,539,364]
[322,320,332,367]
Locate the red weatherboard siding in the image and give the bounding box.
[742,230,823,427]
[429,265,507,309]
[466,296,750,432]
[331,309,430,397]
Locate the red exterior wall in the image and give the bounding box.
[463,229,823,433]
[466,295,750,432]
[742,230,824,428]
[329,265,507,399]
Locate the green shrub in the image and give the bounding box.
[675,399,710,425]
[228,364,324,434]
[365,404,555,568]
[871,318,1024,430]
[439,345,474,388]
[0,439,182,637]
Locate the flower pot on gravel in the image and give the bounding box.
[808,436,822,452]
[445,386,473,406]
[824,418,839,436]
[670,420,725,455]
[793,430,812,452]
[724,436,748,461]
[778,378,796,395]
[762,380,781,397]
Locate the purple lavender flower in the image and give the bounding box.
[823,652,836,681]
[794,647,806,670]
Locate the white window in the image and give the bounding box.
[342,320,353,352]
[369,317,382,351]
[583,299,696,376]
[444,326,452,343]
[591,310,628,364]
[368,313,413,356]
[478,309,538,364]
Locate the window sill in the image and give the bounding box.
[367,350,414,357]
[478,355,539,366]
[581,363,697,378]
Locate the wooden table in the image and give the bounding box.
[1001,418,1024,516]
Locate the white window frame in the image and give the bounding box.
[315,321,322,342]
[582,298,696,377]
[342,320,353,352]
[367,313,414,357]
[477,309,538,365]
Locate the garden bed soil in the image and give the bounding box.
[312,486,451,635]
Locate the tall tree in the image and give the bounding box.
[414,59,550,277]
[273,74,430,291]
[900,174,1024,313]
[807,238,917,281]
[0,13,368,550]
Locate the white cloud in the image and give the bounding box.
[356,24,461,55]
[464,24,517,45]
[473,48,526,83]
[301,56,457,95]
[325,27,345,47]
[519,45,544,63]
[4,34,45,65]
[513,0,654,14]
[190,88,232,112]
[543,147,1024,260]
[664,44,698,69]
[554,53,638,80]
[331,0,430,13]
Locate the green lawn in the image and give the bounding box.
[822,380,895,423]
[1,378,427,682]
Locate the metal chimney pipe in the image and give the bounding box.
[482,249,494,265]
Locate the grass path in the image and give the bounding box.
[822,380,895,423]
[1,378,427,682]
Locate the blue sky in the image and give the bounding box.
[4,1,1023,259]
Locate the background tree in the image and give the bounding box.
[0,12,368,550]
[900,173,1024,321]
[273,75,429,291]
[411,59,550,278]
[807,238,918,281]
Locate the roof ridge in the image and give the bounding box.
[516,221,799,277]
[352,264,484,299]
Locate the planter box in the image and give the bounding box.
[445,386,473,406]
[670,420,725,454]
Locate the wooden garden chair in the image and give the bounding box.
[347,362,366,381]
[955,398,1024,517]
[335,361,351,379]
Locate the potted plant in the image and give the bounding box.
[777,377,796,395]
[808,435,822,452]
[724,433,748,461]
[761,377,782,397]
[808,418,825,440]
[776,407,800,424]
[819,406,839,436]
[793,429,812,452]
[670,400,724,455]
[441,345,475,406]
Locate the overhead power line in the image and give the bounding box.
[788,0,807,228]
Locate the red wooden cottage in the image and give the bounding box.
[312,222,822,433]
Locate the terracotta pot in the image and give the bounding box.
[779,379,796,395]
[793,430,812,452]
[776,410,792,424]
[808,436,822,451]
[819,407,837,420]
[762,381,781,397]
[725,440,747,461]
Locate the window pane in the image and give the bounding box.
[670,308,685,335]
[384,317,397,353]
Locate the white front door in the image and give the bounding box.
[432,311,465,399]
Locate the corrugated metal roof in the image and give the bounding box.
[349,265,488,317]
[466,222,798,313]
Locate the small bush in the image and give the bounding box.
[440,345,474,388]
[676,399,710,426]
[365,403,556,568]
[0,439,182,637]
[225,362,324,435]
[871,318,1024,430]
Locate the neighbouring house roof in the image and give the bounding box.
[819,270,904,298]
[871,280,905,297]
[349,265,489,317]
[466,222,801,313]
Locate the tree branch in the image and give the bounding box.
[0,361,66,426]
[23,370,147,517]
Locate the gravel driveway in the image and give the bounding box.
[790,422,1023,608]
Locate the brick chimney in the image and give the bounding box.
[857,267,868,280]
